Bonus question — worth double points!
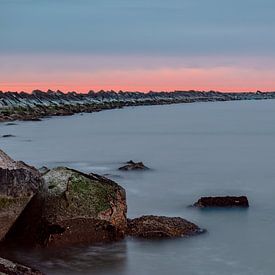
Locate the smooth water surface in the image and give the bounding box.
[1,100,275,275]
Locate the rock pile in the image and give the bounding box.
[0,149,205,273]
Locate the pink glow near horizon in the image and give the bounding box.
[1,55,275,93]
[1,68,275,93]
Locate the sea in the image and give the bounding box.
[1,99,275,275]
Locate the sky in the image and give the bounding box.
[1,0,275,92]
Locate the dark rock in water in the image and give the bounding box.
[103,173,123,179]
[127,215,205,238]
[0,150,42,240]
[0,257,43,275]
[193,196,249,208]
[119,160,149,171]
[2,134,16,138]
[38,166,50,175]
[5,122,17,126]
[2,167,127,247]
[22,117,42,122]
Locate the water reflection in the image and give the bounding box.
[1,241,127,275]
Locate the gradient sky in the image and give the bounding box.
[1,0,275,92]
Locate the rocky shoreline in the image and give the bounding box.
[0,90,275,122]
[0,150,205,273]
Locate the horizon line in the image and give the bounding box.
[1,89,274,94]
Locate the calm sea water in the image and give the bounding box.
[1,100,275,275]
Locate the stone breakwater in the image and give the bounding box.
[1,90,275,122]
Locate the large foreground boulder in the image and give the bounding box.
[127,215,205,238]
[193,196,249,208]
[2,167,127,247]
[0,150,42,240]
[0,257,43,275]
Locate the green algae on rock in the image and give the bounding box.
[3,167,127,247]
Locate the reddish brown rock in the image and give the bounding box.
[194,196,249,208]
[127,215,205,238]
[2,167,127,247]
[0,149,42,240]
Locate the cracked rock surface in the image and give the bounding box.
[127,215,205,238]
[0,149,42,240]
[2,167,127,247]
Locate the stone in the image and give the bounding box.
[5,123,17,126]
[118,160,149,171]
[0,257,43,275]
[1,90,275,122]
[0,149,42,240]
[2,167,127,247]
[38,166,50,175]
[127,215,205,238]
[193,196,249,208]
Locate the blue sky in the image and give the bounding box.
[1,0,275,92]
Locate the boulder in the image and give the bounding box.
[2,167,127,247]
[118,160,149,171]
[193,196,249,208]
[127,215,205,238]
[0,257,43,275]
[0,149,42,240]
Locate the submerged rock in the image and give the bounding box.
[118,160,149,171]
[3,167,127,247]
[127,215,204,238]
[0,150,42,240]
[38,166,50,175]
[0,257,43,275]
[2,134,16,138]
[5,122,17,126]
[22,117,42,122]
[193,196,249,208]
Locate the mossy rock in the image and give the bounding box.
[0,149,42,241]
[0,196,31,241]
[3,167,127,247]
[41,167,123,221]
[0,196,29,210]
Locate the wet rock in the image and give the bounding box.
[38,166,50,175]
[3,167,127,247]
[193,196,249,208]
[5,122,17,126]
[0,150,42,240]
[0,257,43,275]
[118,160,149,171]
[127,215,205,238]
